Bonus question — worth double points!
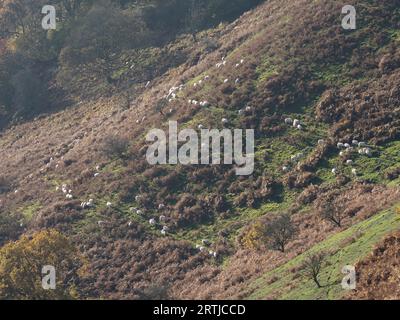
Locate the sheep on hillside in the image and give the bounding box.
[284,118,293,125]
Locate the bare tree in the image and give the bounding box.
[302,252,327,288]
[264,214,297,252]
[319,201,344,227]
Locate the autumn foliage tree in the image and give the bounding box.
[0,229,86,299]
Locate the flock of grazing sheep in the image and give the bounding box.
[42,55,375,259]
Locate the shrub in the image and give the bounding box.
[101,135,130,159]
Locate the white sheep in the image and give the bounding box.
[198,124,204,130]
[235,78,240,84]
[149,218,156,225]
[282,166,289,172]
[332,168,338,175]
[245,106,252,112]
[337,142,344,149]
[358,142,367,147]
[238,109,244,115]
[94,173,100,177]
[284,118,293,125]
[135,195,142,202]
[293,119,301,127]
[352,140,359,146]
[161,229,166,236]
[129,207,136,213]
[162,225,169,232]
[344,143,351,148]
[106,202,112,207]
[204,75,210,80]
[297,124,303,130]
[346,160,353,165]
[136,209,143,215]
[221,118,229,125]
[159,215,167,222]
[66,194,73,199]
[318,139,325,145]
[158,204,165,210]
[223,78,229,84]
[352,168,358,175]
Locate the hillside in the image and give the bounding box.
[0,0,399,300]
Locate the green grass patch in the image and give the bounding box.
[248,204,400,300]
[20,202,42,221]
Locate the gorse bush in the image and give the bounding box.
[0,229,86,299]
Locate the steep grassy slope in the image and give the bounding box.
[0,0,400,299]
[248,204,400,300]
